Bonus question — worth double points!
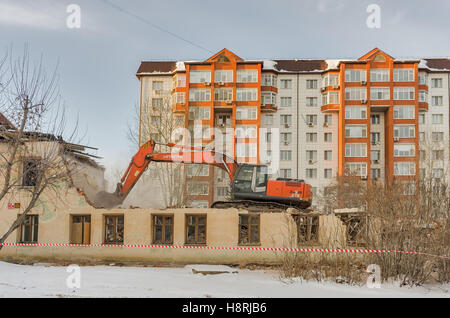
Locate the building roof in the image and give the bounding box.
[136,55,450,76]
[136,61,177,75]
[422,58,450,71]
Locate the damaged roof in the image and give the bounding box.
[0,113,103,169]
[0,112,16,131]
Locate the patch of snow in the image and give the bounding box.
[0,261,447,298]
[175,61,186,72]
[262,60,277,71]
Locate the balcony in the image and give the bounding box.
[172,103,186,113]
[261,104,278,112]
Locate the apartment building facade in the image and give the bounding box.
[137,48,450,208]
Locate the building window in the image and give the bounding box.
[280,150,292,161]
[371,168,381,179]
[393,69,414,82]
[22,158,42,187]
[19,215,38,243]
[432,150,444,161]
[371,114,380,124]
[324,114,332,125]
[306,115,318,125]
[345,106,367,119]
[214,88,233,101]
[371,150,380,161]
[345,125,367,138]
[394,125,415,138]
[237,70,258,83]
[306,150,317,161]
[345,163,367,177]
[189,89,211,101]
[152,81,163,90]
[345,143,367,157]
[370,87,390,100]
[370,69,389,82]
[432,114,444,124]
[236,107,257,120]
[324,150,332,161]
[345,88,367,100]
[174,92,185,104]
[280,115,292,125]
[305,169,317,179]
[324,133,332,142]
[236,88,257,101]
[306,133,317,142]
[152,98,163,109]
[190,71,211,83]
[306,79,318,89]
[280,97,292,107]
[281,133,292,144]
[393,87,415,100]
[236,125,257,138]
[371,132,380,144]
[296,215,319,243]
[152,215,173,244]
[418,114,425,124]
[261,92,276,105]
[394,106,415,119]
[188,107,210,120]
[236,143,257,158]
[419,90,428,102]
[432,132,444,142]
[324,169,332,179]
[280,79,292,89]
[431,96,443,106]
[345,69,366,82]
[187,165,209,177]
[104,215,124,244]
[306,97,318,107]
[394,144,415,157]
[418,72,427,85]
[239,214,260,245]
[187,182,209,195]
[431,78,443,88]
[185,215,206,245]
[394,162,415,176]
[280,169,291,178]
[262,73,277,86]
[70,215,91,244]
[175,74,186,87]
[214,70,233,83]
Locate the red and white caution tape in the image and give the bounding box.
[0,242,448,260]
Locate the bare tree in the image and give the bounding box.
[127,94,190,208]
[0,46,80,249]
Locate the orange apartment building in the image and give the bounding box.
[137,48,450,208]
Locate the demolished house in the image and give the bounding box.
[0,113,353,265]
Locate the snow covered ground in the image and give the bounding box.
[0,261,448,298]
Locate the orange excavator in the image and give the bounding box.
[94,140,312,211]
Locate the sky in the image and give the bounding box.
[0,0,449,174]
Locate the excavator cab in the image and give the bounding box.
[232,164,269,200]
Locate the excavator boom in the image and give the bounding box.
[116,140,239,201]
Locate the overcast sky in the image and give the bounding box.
[1,0,449,173]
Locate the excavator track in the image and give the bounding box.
[211,200,310,213]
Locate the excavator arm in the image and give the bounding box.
[115,139,240,202]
